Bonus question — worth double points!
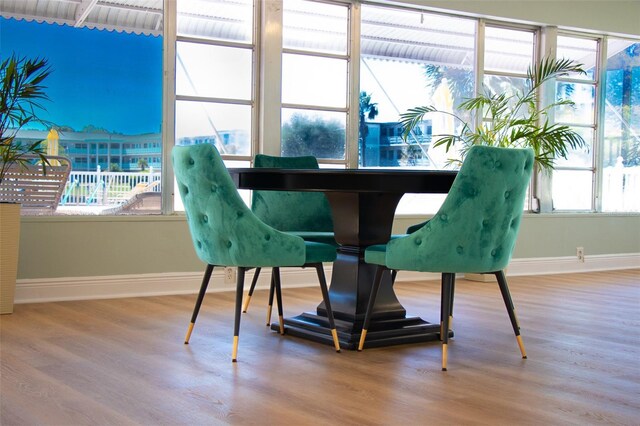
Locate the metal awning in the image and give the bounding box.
[1,0,623,71]
[0,0,163,36]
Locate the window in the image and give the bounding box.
[360,6,476,170]
[281,0,349,162]
[0,5,163,215]
[4,1,637,215]
[552,35,599,211]
[602,38,640,212]
[175,0,255,160]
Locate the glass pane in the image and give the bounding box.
[176,101,251,156]
[555,82,596,125]
[283,0,348,55]
[177,0,253,43]
[485,27,535,74]
[483,75,530,116]
[1,17,163,216]
[553,127,594,168]
[552,170,593,210]
[282,54,347,108]
[177,42,252,100]
[602,38,640,212]
[360,5,476,169]
[557,35,598,80]
[281,109,346,159]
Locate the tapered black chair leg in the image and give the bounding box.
[232,267,246,362]
[495,270,527,359]
[242,267,262,313]
[266,273,275,326]
[391,270,398,285]
[441,273,454,371]
[184,264,214,344]
[440,275,446,340]
[273,267,285,335]
[358,266,386,351]
[449,277,455,325]
[313,264,341,352]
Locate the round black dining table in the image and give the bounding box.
[229,168,457,350]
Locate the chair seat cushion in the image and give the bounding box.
[291,231,337,246]
[364,244,387,266]
[304,241,338,264]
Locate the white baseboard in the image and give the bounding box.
[15,253,639,304]
[15,267,325,304]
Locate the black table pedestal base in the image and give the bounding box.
[270,312,452,350]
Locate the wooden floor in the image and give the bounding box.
[1,269,639,425]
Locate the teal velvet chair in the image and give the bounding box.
[172,143,341,362]
[358,145,534,371]
[242,154,336,321]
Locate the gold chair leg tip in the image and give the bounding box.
[232,359,237,363]
[522,355,528,359]
[184,341,189,345]
[442,367,447,371]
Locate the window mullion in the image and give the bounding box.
[162,0,177,214]
[594,36,608,212]
[535,25,558,213]
[259,0,284,156]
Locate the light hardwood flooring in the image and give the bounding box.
[1,269,639,425]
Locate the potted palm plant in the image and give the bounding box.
[399,57,587,171]
[1,54,53,314]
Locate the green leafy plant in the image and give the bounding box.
[400,57,588,171]
[1,54,53,184]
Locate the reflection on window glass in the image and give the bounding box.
[602,39,640,212]
[552,170,593,210]
[557,35,598,80]
[177,0,253,43]
[283,0,348,54]
[176,101,252,156]
[0,17,163,216]
[282,54,347,108]
[360,5,476,170]
[555,82,596,125]
[281,109,345,159]
[177,42,252,100]
[484,27,534,74]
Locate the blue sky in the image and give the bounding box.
[1,18,162,135]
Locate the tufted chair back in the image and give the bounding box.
[384,145,534,273]
[172,144,306,268]
[251,154,334,232]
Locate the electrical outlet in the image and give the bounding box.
[224,267,236,284]
[576,247,585,263]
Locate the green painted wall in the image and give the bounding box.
[17,214,640,279]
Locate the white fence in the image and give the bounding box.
[57,164,637,212]
[602,162,640,212]
[61,168,162,206]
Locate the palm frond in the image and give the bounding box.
[399,105,437,140]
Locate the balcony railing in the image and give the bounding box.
[60,170,162,207]
[49,163,640,213]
